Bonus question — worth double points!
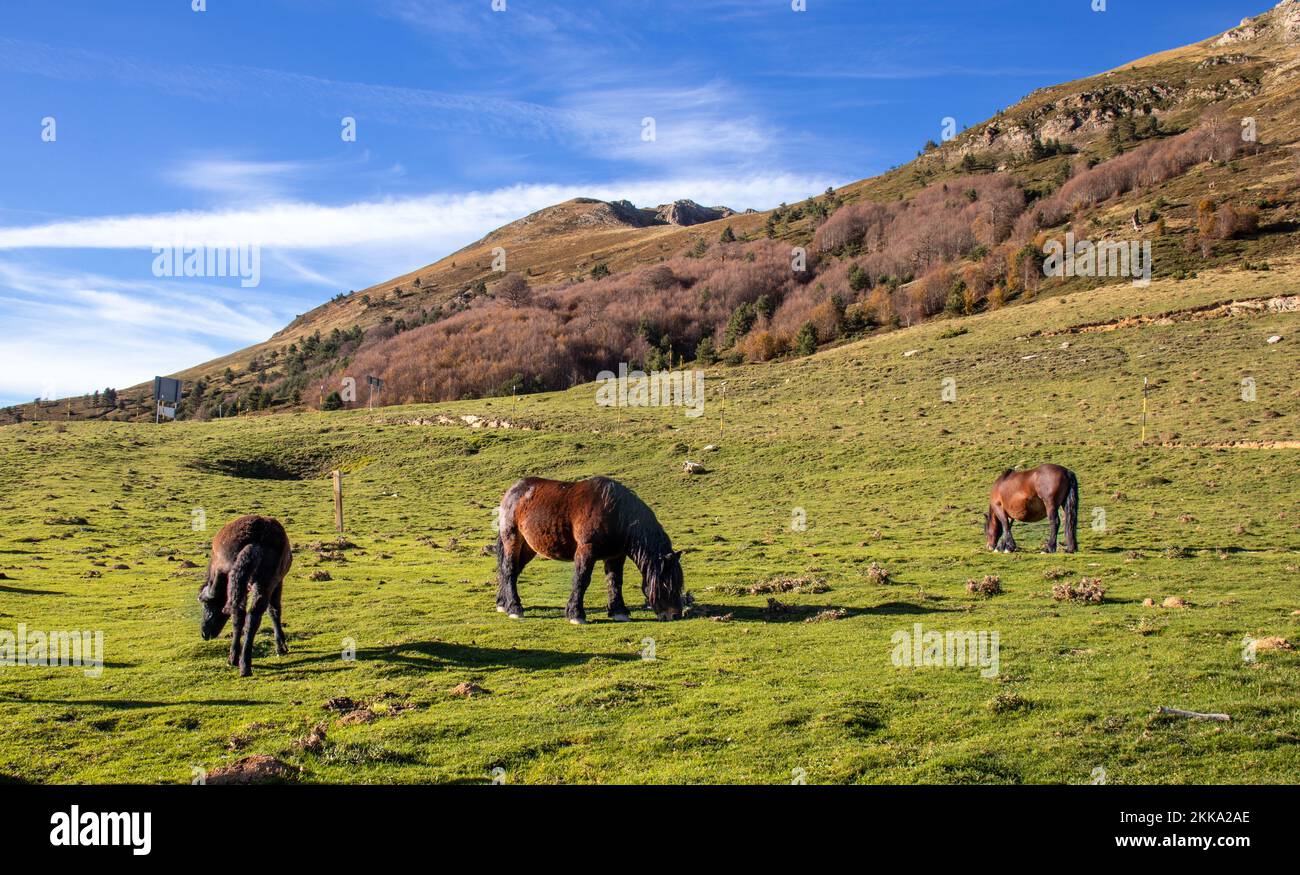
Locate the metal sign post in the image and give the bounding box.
[153,376,182,424]
[366,375,384,410]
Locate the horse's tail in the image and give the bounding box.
[1062,469,1079,553]
[494,492,516,581]
[225,543,263,616]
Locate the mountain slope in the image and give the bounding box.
[7,0,1299,423]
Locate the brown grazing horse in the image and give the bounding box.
[985,464,1079,553]
[199,515,292,676]
[495,476,684,623]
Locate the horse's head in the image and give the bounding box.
[984,510,1001,550]
[198,574,230,640]
[644,550,684,621]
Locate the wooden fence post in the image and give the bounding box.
[332,470,344,533]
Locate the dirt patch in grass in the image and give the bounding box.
[1160,440,1300,450]
[206,755,299,785]
[394,414,536,431]
[44,516,88,526]
[1044,294,1300,336]
[449,682,488,698]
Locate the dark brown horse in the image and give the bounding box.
[199,515,292,676]
[495,476,684,623]
[985,464,1079,553]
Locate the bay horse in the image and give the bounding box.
[199,515,292,676]
[495,476,684,623]
[985,464,1079,553]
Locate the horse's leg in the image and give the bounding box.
[999,514,1017,552]
[500,542,532,620]
[497,531,532,619]
[238,586,270,677]
[508,547,532,619]
[605,555,630,621]
[227,599,245,667]
[268,583,288,655]
[1045,503,1060,553]
[565,545,596,625]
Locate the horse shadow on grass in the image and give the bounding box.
[692,600,961,623]
[0,695,273,709]
[1063,545,1250,556]
[274,640,638,673]
[0,582,60,596]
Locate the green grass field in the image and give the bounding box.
[1,266,1297,784]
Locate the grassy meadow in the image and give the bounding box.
[1,265,1297,784]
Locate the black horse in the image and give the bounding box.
[199,515,292,676]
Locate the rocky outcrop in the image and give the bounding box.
[1214,0,1300,47]
[648,199,737,227]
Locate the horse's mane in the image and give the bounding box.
[995,467,1016,483]
[593,477,672,563]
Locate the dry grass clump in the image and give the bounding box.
[712,575,829,596]
[805,608,848,623]
[1252,636,1293,652]
[291,722,329,753]
[865,562,892,585]
[1052,577,1105,604]
[988,691,1030,714]
[763,598,793,620]
[1043,568,1069,581]
[965,575,1002,597]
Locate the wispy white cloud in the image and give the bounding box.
[0,174,835,253]
[162,158,311,203]
[0,259,287,404]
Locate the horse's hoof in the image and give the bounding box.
[495,605,506,613]
[507,612,523,620]
[568,617,587,626]
[610,614,631,623]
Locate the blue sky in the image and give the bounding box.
[0,0,1265,406]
